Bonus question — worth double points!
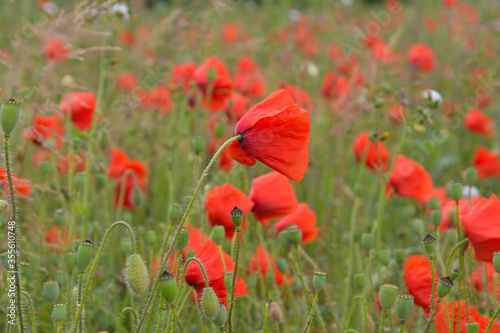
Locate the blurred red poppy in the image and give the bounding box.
[60,92,97,131]
[437,198,480,232]
[404,254,438,316]
[227,89,310,182]
[234,56,266,98]
[25,114,65,149]
[387,155,434,200]
[352,132,390,172]
[274,203,319,243]
[226,93,251,122]
[473,262,495,293]
[247,245,286,286]
[45,226,76,251]
[119,30,134,45]
[42,39,69,62]
[387,104,407,124]
[116,72,138,91]
[408,43,435,72]
[221,21,249,43]
[171,62,197,92]
[472,146,500,179]
[321,72,350,101]
[464,108,495,137]
[194,56,233,111]
[435,300,500,333]
[58,154,86,175]
[140,86,173,115]
[0,169,32,196]
[282,84,313,112]
[209,137,234,172]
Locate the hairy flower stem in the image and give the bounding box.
[77,271,84,333]
[304,292,319,332]
[227,228,241,331]
[445,238,469,273]
[21,291,36,333]
[430,257,436,314]
[346,295,362,330]
[400,321,405,333]
[118,307,138,333]
[424,298,442,333]
[362,290,369,332]
[485,306,500,333]
[262,301,270,333]
[4,135,25,333]
[455,201,465,328]
[72,221,137,333]
[134,135,241,333]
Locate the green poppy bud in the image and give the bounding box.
[378,249,391,266]
[287,226,302,246]
[121,240,132,253]
[354,273,365,290]
[159,270,177,303]
[394,249,405,265]
[95,173,107,190]
[361,233,374,252]
[52,304,66,322]
[40,161,51,177]
[43,278,60,304]
[201,287,219,320]
[278,229,291,249]
[411,219,425,236]
[493,251,500,274]
[1,99,20,135]
[449,182,463,202]
[379,284,398,312]
[430,210,443,226]
[465,168,477,185]
[145,230,157,246]
[230,206,244,229]
[423,234,437,257]
[54,209,65,227]
[395,292,414,321]
[20,258,30,274]
[313,271,326,292]
[65,251,76,271]
[125,254,149,296]
[214,122,225,139]
[450,269,459,281]
[192,136,206,155]
[55,271,64,288]
[185,250,196,259]
[466,322,479,333]
[428,197,441,210]
[168,203,183,223]
[76,240,94,271]
[446,229,458,245]
[373,97,384,108]
[265,272,275,287]
[437,277,453,298]
[212,303,227,328]
[176,228,189,250]
[0,200,8,215]
[212,226,225,243]
[276,259,287,273]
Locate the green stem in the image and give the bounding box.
[485,306,500,333]
[227,228,241,331]
[77,271,84,333]
[262,301,270,333]
[455,202,462,331]
[400,321,405,333]
[424,298,442,333]
[380,312,387,333]
[134,135,241,333]
[444,238,469,274]
[362,290,369,332]
[304,292,319,332]
[430,257,436,314]
[346,296,362,330]
[72,221,137,333]
[154,300,164,333]
[21,291,36,333]
[118,307,138,333]
[294,246,312,304]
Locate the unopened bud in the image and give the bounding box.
[450,269,459,281]
[493,251,500,274]
[1,99,20,135]
[430,210,442,226]
[168,203,183,223]
[125,254,149,296]
[378,249,391,266]
[201,287,219,320]
[54,209,65,227]
[361,233,374,252]
[276,259,287,273]
[192,137,206,155]
[65,251,76,271]
[428,197,441,210]
[0,200,8,215]
[354,273,365,290]
[465,168,477,185]
[449,182,463,202]
[176,228,189,250]
[212,303,227,328]
[145,230,157,246]
[269,300,283,323]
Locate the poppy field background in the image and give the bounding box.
[1,0,500,332]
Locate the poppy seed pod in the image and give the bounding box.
[230,206,244,229]
[278,229,291,249]
[450,269,459,281]
[185,250,195,259]
[437,277,453,298]
[354,273,365,290]
[192,136,206,155]
[379,284,399,311]
[0,200,8,215]
[378,249,391,266]
[65,251,76,271]
[411,219,425,236]
[211,226,225,243]
[52,304,66,322]
[159,270,177,303]
[465,168,477,185]
[395,292,414,321]
[394,249,405,265]
[76,240,94,271]
[168,203,183,223]
[313,271,326,292]
[428,197,441,210]
[20,258,30,274]
[43,278,60,304]
[201,287,220,320]
[430,210,443,226]
[176,228,189,250]
[449,182,463,202]
[287,226,302,246]
[361,233,374,252]
[54,209,65,227]
[1,99,20,135]
[125,254,149,296]
[269,300,283,323]
[423,234,437,256]
[212,303,227,328]
[265,272,275,287]
[493,251,500,274]
[276,258,287,273]
[465,322,479,333]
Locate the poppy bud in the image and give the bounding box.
[145,230,157,246]
[52,304,66,323]
[430,210,442,227]
[493,251,500,274]
[201,287,219,320]
[313,271,326,292]
[215,122,225,138]
[466,322,479,333]
[125,254,149,296]
[361,233,374,252]
[354,273,365,290]
[20,258,30,274]
[159,270,177,303]
[465,168,477,185]
[411,219,425,235]
[437,277,453,298]
[55,271,65,287]
[192,137,206,155]
[185,250,196,259]
[74,172,86,190]
[65,251,76,271]
[54,209,65,227]
[394,249,405,265]
[378,249,391,266]
[278,229,291,249]
[395,292,414,321]
[95,174,107,190]
[212,303,227,328]
[40,162,51,177]
[0,250,8,269]
[449,182,463,202]
[265,272,275,287]
[225,272,233,291]
[450,269,459,281]
[428,197,441,210]
[76,240,94,271]
[379,284,398,311]
[446,229,458,244]
[276,259,287,273]
[0,200,8,215]
[176,228,189,250]
[1,99,20,135]
[230,206,244,229]
[269,300,283,323]
[287,226,302,246]
[43,278,60,304]
[168,203,183,223]
[423,235,437,257]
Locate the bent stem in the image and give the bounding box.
[424,298,442,333]
[21,291,36,333]
[485,306,500,333]
[304,292,319,332]
[118,307,138,333]
[72,221,137,333]
[227,228,241,331]
[134,135,241,333]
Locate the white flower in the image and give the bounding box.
[112,3,131,20]
[306,61,319,78]
[421,89,442,105]
[463,186,480,198]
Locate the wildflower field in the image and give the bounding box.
[1,0,500,332]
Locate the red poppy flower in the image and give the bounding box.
[352,132,390,172]
[107,148,148,209]
[247,245,286,286]
[171,62,197,92]
[194,56,233,111]
[387,104,407,124]
[248,172,298,225]
[140,86,173,115]
[464,108,495,137]
[205,183,254,238]
[321,72,350,100]
[119,30,135,45]
[327,43,343,59]
[60,92,97,131]
[387,155,434,200]
[419,187,449,208]
[473,262,495,293]
[435,301,500,333]
[227,89,310,182]
[116,72,138,91]
[226,93,251,122]
[436,198,480,232]
[424,17,437,33]
[221,21,249,43]
[442,0,458,6]
[0,169,32,196]
[25,114,65,149]
[407,43,435,72]
[45,226,76,251]
[472,146,500,179]
[404,255,438,316]
[42,39,69,62]
[460,194,500,263]
[58,154,86,175]
[282,84,313,112]
[337,56,365,86]
[234,56,265,98]
[274,203,319,243]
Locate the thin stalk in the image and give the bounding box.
[430,257,436,314]
[485,306,500,333]
[362,290,369,332]
[455,202,463,330]
[227,228,241,331]
[400,321,405,333]
[77,271,84,333]
[304,292,319,332]
[346,296,362,330]
[262,301,270,333]
[445,238,469,274]
[424,298,442,333]
[21,291,36,333]
[118,307,138,333]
